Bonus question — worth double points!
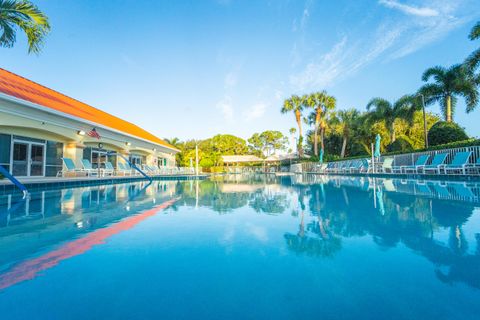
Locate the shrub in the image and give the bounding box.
[428,121,468,146]
[386,136,414,153]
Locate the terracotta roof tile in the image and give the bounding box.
[0,68,178,151]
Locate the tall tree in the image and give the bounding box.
[331,109,361,158]
[319,95,336,154]
[248,131,288,157]
[281,95,306,157]
[366,95,418,143]
[466,21,480,71]
[0,0,50,54]
[305,91,329,157]
[420,64,478,122]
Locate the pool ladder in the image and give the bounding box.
[0,164,28,198]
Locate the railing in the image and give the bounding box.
[379,145,480,167]
[296,145,480,175]
[110,153,152,183]
[0,164,28,197]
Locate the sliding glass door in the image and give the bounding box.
[11,141,45,177]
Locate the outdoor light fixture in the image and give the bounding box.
[78,130,86,136]
[152,148,157,152]
[126,142,131,146]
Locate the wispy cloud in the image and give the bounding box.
[379,0,439,17]
[290,0,479,90]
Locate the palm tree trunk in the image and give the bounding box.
[313,109,321,156]
[320,128,325,153]
[341,136,347,158]
[446,95,452,122]
[391,130,396,143]
[295,110,304,157]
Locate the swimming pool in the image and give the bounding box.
[0,175,479,319]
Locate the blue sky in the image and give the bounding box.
[2,0,480,141]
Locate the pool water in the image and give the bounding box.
[0,175,479,319]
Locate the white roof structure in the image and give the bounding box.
[221,155,263,163]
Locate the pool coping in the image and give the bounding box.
[0,174,208,195]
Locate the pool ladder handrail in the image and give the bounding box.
[0,164,28,198]
[107,152,153,183]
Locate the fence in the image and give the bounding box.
[295,145,480,174]
[379,145,480,167]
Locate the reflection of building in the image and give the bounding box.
[0,69,178,178]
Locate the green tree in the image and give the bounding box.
[0,0,50,54]
[248,130,288,157]
[366,95,418,143]
[281,95,306,156]
[420,64,479,122]
[466,21,480,71]
[305,91,323,156]
[331,109,361,158]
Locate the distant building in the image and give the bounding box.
[0,68,179,178]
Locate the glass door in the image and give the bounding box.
[91,150,107,169]
[12,142,28,176]
[11,141,45,177]
[30,144,45,177]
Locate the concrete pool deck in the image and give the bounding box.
[0,174,208,194]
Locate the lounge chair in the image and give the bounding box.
[422,153,448,174]
[399,155,430,174]
[378,158,394,173]
[81,159,99,177]
[117,162,132,176]
[103,162,115,176]
[57,158,86,177]
[444,151,472,175]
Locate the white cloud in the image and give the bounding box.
[244,102,267,121]
[379,0,439,17]
[290,0,479,90]
[216,96,234,121]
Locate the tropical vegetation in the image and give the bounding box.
[0,0,50,54]
[279,21,480,161]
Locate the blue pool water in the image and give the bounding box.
[0,175,480,319]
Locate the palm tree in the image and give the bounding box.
[466,21,480,71]
[319,95,336,153]
[282,95,306,156]
[420,64,479,122]
[332,109,361,158]
[164,137,181,148]
[366,95,418,143]
[305,91,329,157]
[0,0,50,54]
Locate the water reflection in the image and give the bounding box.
[0,175,479,292]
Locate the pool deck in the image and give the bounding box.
[0,174,208,194]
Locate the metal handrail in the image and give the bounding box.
[107,152,153,183]
[0,164,28,197]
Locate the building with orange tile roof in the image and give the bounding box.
[0,68,179,177]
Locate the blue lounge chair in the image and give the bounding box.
[399,155,430,174]
[57,158,85,177]
[444,151,472,175]
[103,162,115,176]
[117,162,132,176]
[378,158,394,173]
[423,153,448,174]
[81,159,99,177]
